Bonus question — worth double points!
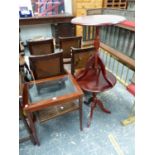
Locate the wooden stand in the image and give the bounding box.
[71,15,126,127]
[75,26,116,127]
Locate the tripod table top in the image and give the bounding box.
[71,15,126,26]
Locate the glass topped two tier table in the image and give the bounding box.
[23,73,84,145]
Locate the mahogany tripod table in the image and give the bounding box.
[71,15,126,127]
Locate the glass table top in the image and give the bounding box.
[28,75,77,103]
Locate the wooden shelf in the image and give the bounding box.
[37,102,79,123]
[19,14,75,26]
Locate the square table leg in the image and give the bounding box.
[26,111,40,145]
[79,97,83,131]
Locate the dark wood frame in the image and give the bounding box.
[19,15,75,25]
[27,38,54,55]
[59,36,82,47]
[23,73,84,145]
[29,52,65,80]
[71,46,95,75]
[59,36,82,64]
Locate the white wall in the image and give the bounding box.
[19,0,33,13]
[64,0,72,14]
[20,24,52,45]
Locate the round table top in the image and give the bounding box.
[71,15,126,26]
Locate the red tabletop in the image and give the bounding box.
[71,15,126,26]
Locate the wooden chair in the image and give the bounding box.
[71,46,95,105]
[71,46,95,76]
[29,52,65,80]
[28,38,54,55]
[71,46,116,127]
[59,36,82,64]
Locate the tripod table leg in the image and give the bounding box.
[97,99,111,114]
[87,97,97,127]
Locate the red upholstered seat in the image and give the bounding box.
[127,83,135,96]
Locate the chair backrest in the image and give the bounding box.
[71,46,95,75]
[29,52,65,80]
[59,36,82,58]
[28,38,54,55]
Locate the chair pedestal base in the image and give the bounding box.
[87,93,111,127]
